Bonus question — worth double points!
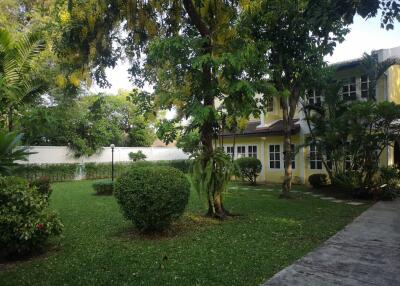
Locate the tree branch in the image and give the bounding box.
[182,0,211,37]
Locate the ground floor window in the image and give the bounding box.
[248,145,257,158]
[310,145,323,170]
[225,146,234,158]
[269,145,281,169]
[237,146,246,158]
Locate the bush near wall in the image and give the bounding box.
[15,164,78,182]
[15,160,192,182]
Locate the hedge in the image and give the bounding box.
[14,160,191,182]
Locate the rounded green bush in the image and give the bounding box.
[235,157,262,185]
[308,174,329,189]
[114,166,190,232]
[92,179,114,195]
[0,176,63,258]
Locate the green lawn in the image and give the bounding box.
[0,181,368,286]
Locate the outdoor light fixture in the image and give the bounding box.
[110,144,115,181]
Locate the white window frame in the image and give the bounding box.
[361,75,371,99]
[269,144,281,169]
[248,145,258,158]
[237,145,246,158]
[340,77,357,100]
[225,146,234,159]
[310,145,323,170]
[306,90,322,106]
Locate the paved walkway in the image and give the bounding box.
[262,199,400,286]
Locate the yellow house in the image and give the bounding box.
[222,46,400,184]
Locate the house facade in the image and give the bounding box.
[222,46,400,184]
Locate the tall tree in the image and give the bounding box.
[55,0,268,218]
[242,0,399,196]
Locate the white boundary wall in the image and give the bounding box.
[24,146,189,165]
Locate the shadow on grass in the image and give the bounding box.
[113,213,242,241]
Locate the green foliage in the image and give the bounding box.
[30,176,52,200]
[190,148,233,210]
[15,163,78,182]
[0,131,33,175]
[332,171,362,193]
[92,180,114,196]
[308,174,329,189]
[128,150,147,162]
[114,166,190,232]
[176,131,201,154]
[235,157,262,185]
[0,28,46,131]
[0,176,63,258]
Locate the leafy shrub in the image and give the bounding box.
[129,150,147,162]
[30,176,52,200]
[115,166,190,232]
[308,174,329,189]
[15,163,78,182]
[0,176,63,258]
[235,157,262,185]
[332,172,361,192]
[92,180,114,195]
[379,166,400,189]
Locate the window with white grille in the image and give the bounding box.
[248,145,257,158]
[310,145,323,170]
[237,146,246,158]
[340,77,357,100]
[269,145,281,169]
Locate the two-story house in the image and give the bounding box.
[222,46,400,184]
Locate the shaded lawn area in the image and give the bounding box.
[0,181,369,286]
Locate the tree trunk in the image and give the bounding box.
[183,0,230,218]
[281,88,300,197]
[281,98,292,197]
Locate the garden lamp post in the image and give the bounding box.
[110,144,115,181]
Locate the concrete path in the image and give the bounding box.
[262,199,400,286]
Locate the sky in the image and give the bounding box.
[92,15,400,95]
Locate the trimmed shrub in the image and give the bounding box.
[115,166,190,232]
[235,157,262,185]
[129,151,147,162]
[332,171,362,195]
[0,176,63,258]
[30,176,52,200]
[15,163,78,182]
[92,180,114,195]
[308,174,329,189]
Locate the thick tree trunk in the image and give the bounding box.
[183,0,230,218]
[281,99,292,197]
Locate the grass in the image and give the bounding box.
[0,180,369,286]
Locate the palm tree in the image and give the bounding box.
[361,52,400,100]
[0,131,33,176]
[0,29,46,131]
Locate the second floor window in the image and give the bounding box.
[341,77,357,100]
[306,90,322,106]
[361,75,371,98]
[310,144,323,170]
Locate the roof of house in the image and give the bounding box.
[222,119,300,137]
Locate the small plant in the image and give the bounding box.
[128,150,147,162]
[92,180,114,195]
[114,166,190,232]
[235,157,262,185]
[308,174,329,189]
[332,171,362,195]
[30,176,52,200]
[0,176,63,258]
